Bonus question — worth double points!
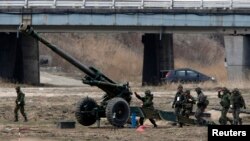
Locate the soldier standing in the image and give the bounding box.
[230,88,246,125]
[134,90,157,128]
[172,85,184,127]
[14,86,28,122]
[194,87,209,125]
[181,90,196,118]
[218,87,233,125]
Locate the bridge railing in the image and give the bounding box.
[0,0,250,9]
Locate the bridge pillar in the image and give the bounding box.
[142,33,174,85]
[224,35,250,81]
[0,33,39,84]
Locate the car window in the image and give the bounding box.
[187,70,198,77]
[175,70,186,77]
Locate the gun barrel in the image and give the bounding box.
[18,24,131,103]
[19,24,96,78]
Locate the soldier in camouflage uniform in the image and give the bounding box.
[172,85,185,127]
[181,90,196,118]
[218,87,233,125]
[14,86,28,122]
[134,90,157,127]
[194,87,209,125]
[230,88,246,125]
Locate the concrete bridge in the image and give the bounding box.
[1,0,250,85]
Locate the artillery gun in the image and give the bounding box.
[19,24,216,127]
[19,24,132,127]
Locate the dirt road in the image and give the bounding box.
[0,71,249,141]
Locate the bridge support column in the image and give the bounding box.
[142,33,174,85]
[224,35,250,81]
[0,33,39,84]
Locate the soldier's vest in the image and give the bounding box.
[142,96,154,108]
[16,93,25,106]
[231,94,244,108]
[204,98,209,107]
[183,96,194,109]
[198,94,209,108]
[175,93,183,107]
[220,94,230,108]
[183,103,193,109]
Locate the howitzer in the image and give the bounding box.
[19,24,215,127]
[19,24,132,127]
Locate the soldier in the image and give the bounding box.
[14,86,28,122]
[218,87,233,125]
[194,87,209,125]
[181,90,196,118]
[134,90,157,128]
[172,84,185,127]
[230,88,246,125]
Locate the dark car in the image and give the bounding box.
[160,68,216,83]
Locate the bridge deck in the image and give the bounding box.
[1,1,250,33]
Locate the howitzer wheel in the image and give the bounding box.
[75,97,97,126]
[106,98,130,127]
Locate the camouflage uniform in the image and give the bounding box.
[218,87,233,125]
[14,86,28,122]
[172,85,184,127]
[230,88,246,125]
[181,90,196,118]
[135,90,157,127]
[194,87,208,125]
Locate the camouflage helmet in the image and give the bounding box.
[145,89,151,95]
[195,87,202,92]
[232,88,240,94]
[178,84,183,89]
[15,86,20,91]
[185,90,191,95]
[222,87,228,91]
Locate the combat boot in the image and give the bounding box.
[229,119,233,125]
[179,122,183,128]
[239,119,242,125]
[14,116,18,122]
[233,121,238,125]
[153,122,157,128]
[139,118,144,126]
[149,119,157,128]
[24,116,28,122]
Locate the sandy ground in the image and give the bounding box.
[0,71,250,141]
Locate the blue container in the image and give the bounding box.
[131,112,137,128]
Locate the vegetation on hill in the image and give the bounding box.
[39,33,226,82]
[174,34,226,81]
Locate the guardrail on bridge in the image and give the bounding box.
[1,0,250,9]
